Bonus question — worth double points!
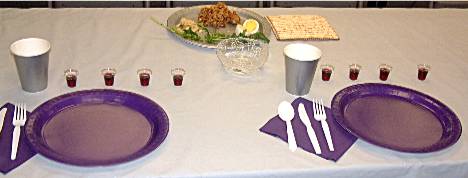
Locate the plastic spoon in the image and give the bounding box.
[278,101,297,152]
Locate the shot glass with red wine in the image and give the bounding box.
[64,69,78,88]
[349,64,361,81]
[378,64,392,81]
[171,68,185,86]
[417,64,430,81]
[137,68,152,86]
[320,64,334,81]
[101,68,116,86]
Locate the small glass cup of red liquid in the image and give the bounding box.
[417,64,431,81]
[137,68,152,86]
[64,69,78,88]
[349,64,361,81]
[320,64,334,81]
[171,68,185,86]
[378,64,392,81]
[101,68,116,86]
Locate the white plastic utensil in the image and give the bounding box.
[11,103,27,160]
[0,107,7,136]
[278,101,297,152]
[298,103,322,154]
[313,98,334,151]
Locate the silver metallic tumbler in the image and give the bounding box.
[284,43,322,96]
[10,38,51,93]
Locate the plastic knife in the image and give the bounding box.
[298,103,322,154]
[0,107,6,135]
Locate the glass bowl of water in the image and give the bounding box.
[216,38,268,76]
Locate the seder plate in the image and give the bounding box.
[166,5,271,49]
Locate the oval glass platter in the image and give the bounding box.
[25,89,169,166]
[167,5,272,49]
[331,83,461,153]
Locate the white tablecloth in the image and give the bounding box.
[1,8,468,178]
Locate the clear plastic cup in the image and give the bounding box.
[320,64,334,81]
[379,64,392,81]
[417,64,431,81]
[171,68,185,86]
[349,64,361,81]
[64,69,78,88]
[137,68,152,86]
[101,68,116,86]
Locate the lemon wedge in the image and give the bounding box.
[242,19,259,36]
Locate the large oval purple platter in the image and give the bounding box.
[331,83,461,153]
[25,89,169,166]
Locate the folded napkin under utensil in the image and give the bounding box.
[0,103,36,174]
[260,97,356,161]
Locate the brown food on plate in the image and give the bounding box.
[198,2,241,28]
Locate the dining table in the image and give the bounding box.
[1,7,468,178]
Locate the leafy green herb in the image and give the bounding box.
[233,31,270,43]
[248,32,270,43]
[200,26,229,44]
[182,28,201,41]
[206,32,228,44]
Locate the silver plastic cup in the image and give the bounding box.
[284,43,322,96]
[10,38,51,93]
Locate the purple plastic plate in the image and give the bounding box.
[25,89,169,166]
[331,83,461,153]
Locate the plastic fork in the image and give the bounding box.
[312,98,334,152]
[11,103,27,160]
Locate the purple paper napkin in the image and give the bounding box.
[0,103,36,174]
[260,97,357,161]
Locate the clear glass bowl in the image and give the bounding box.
[216,38,269,76]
